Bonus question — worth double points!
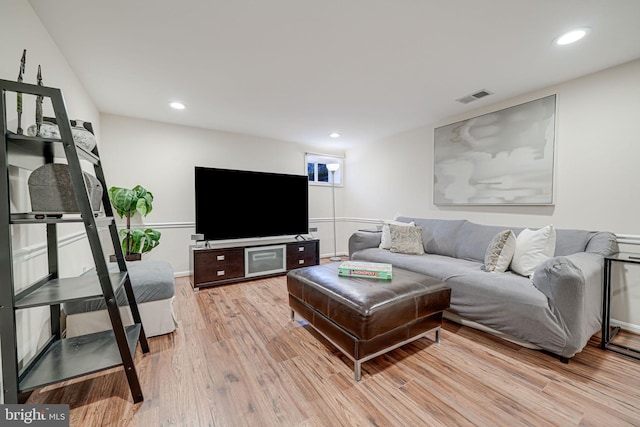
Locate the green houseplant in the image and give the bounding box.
[108,185,161,260]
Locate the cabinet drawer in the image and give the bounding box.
[286,242,317,258]
[194,248,243,268]
[286,241,318,270]
[198,262,244,283]
[286,253,317,270]
[194,248,244,283]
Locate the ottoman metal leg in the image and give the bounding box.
[350,327,442,381]
[354,361,362,381]
[291,309,444,382]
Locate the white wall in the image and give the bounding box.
[99,114,346,274]
[0,2,100,134]
[1,0,101,401]
[345,58,640,328]
[346,59,640,231]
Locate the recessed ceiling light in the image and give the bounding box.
[329,132,340,138]
[555,28,590,45]
[169,102,186,110]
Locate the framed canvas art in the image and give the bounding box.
[434,94,556,205]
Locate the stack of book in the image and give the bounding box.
[338,261,393,280]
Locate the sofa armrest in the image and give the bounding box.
[348,231,382,258]
[532,252,604,356]
[585,231,618,256]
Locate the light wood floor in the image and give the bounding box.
[27,265,640,426]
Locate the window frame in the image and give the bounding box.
[305,153,344,187]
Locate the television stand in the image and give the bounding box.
[189,238,319,290]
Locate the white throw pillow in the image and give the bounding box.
[484,230,516,273]
[379,220,415,250]
[510,225,556,278]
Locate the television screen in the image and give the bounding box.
[195,167,309,241]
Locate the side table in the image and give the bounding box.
[601,252,640,360]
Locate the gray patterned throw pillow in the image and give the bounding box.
[389,224,425,255]
[484,230,516,273]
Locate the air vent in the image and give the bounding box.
[456,89,492,104]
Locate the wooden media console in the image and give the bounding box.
[190,238,319,290]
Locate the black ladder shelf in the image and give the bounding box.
[0,78,149,404]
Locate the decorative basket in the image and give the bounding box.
[28,163,102,214]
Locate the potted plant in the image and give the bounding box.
[108,185,161,261]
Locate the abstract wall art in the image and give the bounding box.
[433,94,556,205]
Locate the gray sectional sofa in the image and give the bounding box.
[348,217,618,360]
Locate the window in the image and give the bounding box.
[306,153,343,186]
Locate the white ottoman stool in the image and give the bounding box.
[64,260,177,338]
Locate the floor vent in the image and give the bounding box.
[456,89,492,104]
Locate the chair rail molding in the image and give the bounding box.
[125,221,195,230]
[114,219,638,247]
[616,234,640,246]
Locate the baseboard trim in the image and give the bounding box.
[610,318,640,335]
[174,270,191,278]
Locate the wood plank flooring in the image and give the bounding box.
[27,265,640,426]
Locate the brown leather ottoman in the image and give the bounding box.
[287,262,451,380]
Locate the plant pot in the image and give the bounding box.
[109,253,142,262]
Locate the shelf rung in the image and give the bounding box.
[19,324,141,392]
[10,213,114,225]
[7,132,100,165]
[7,131,63,144]
[15,272,127,309]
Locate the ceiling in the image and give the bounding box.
[28,0,640,150]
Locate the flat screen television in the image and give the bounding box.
[194,166,309,241]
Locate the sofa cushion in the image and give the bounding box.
[389,224,425,255]
[397,217,466,258]
[352,248,480,282]
[510,225,556,278]
[554,229,593,256]
[484,230,516,273]
[453,221,521,262]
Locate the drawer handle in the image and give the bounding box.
[298,247,305,252]
[298,260,305,265]
[217,255,225,261]
[217,270,225,276]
